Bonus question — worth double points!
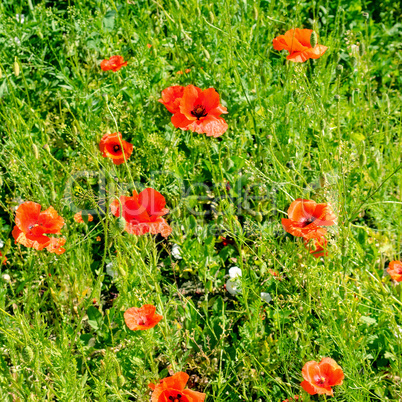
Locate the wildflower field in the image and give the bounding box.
[1,0,402,400]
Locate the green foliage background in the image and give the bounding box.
[0,0,401,400]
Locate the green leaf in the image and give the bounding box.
[87,306,103,331]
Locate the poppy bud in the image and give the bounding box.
[116,217,126,232]
[22,346,34,363]
[310,31,318,48]
[253,5,258,20]
[43,144,51,154]
[255,212,263,223]
[32,144,39,159]
[13,57,20,77]
[359,42,365,56]
[336,65,343,76]
[359,152,367,166]
[117,374,126,387]
[203,47,210,60]
[209,11,214,23]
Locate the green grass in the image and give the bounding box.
[0,0,401,400]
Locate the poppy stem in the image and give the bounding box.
[105,100,137,192]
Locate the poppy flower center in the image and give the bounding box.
[137,316,149,326]
[191,105,208,119]
[314,375,327,385]
[168,394,182,402]
[28,224,39,230]
[302,216,316,227]
[113,144,121,153]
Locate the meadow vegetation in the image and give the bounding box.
[0,0,401,400]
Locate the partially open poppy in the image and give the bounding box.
[124,304,163,331]
[171,85,228,137]
[74,211,93,223]
[12,202,65,251]
[158,86,185,114]
[273,29,327,63]
[301,357,344,396]
[387,261,402,282]
[282,199,336,240]
[46,237,66,255]
[99,132,133,165]
[149,372,206,402]
[100,55,127,72]
[0,252,7,265]
[110,188,172,237]
[304,236,328,258]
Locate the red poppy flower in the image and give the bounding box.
[159,86,185,114]
[46,237,66,255]
[99,132,133,165]
[124,304,163,331]
[273,29,327,63]
[185,68,191,73]
[387,261,402,282]
[100,55,127,72]
[304,236,328,258]
[282,199,336,240]
[12,201,65,251]
[110,188,172,237]
[0,252,7,265]
[149,372,206,402]
[301,357,344,396]
[74,211,94,223]
[171,85,228,138]
[147,44,152,48]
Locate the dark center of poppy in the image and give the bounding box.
[168,394,182,402]
[315,375,326,385]
[191,105,208,119]
[113,144,121,153]
[28,224,39,230]
[302,216,316,227]
[137,316,148,326]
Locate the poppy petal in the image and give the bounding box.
[300,380,317,395]
[171,112,193,129]
[198,88,220,113]
[138,188,168,216]
[294,28,313,47]
[188,115,228,138]
[15,201,41,233]
[182,389,206,402]
[179,85,202,119]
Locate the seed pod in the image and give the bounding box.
[32,144,39,159]
[22,346,34,363]
[116,217,126,232]
[13,58,20,77]
[310,31,318,48]
[117,374,126,387]
[359,42,365,56]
